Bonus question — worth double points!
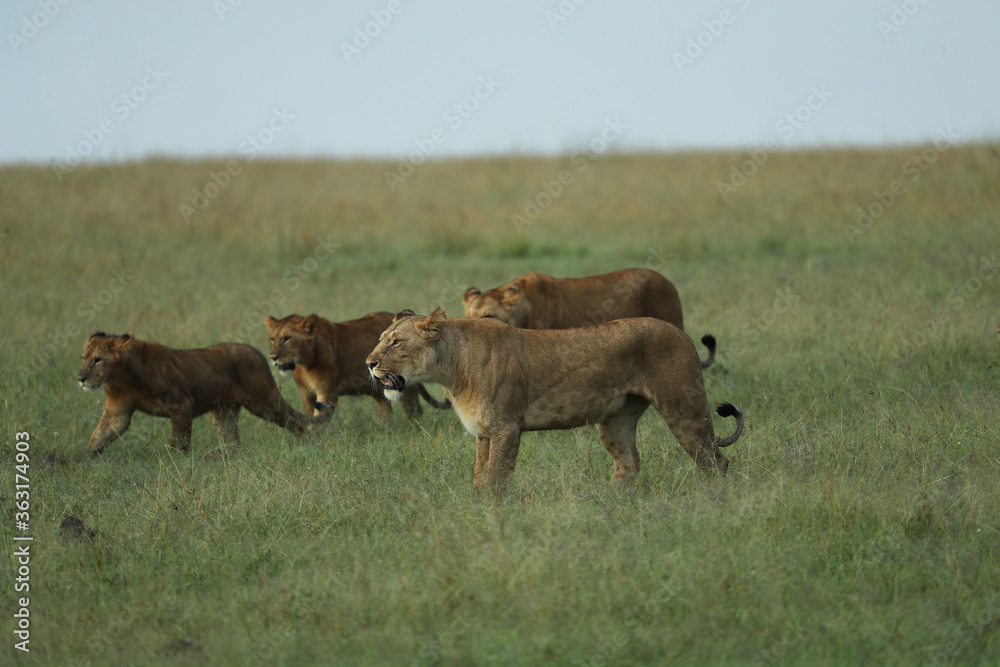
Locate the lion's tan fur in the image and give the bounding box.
[265,312,449,420]
[463,269,684,329]
[77,331,330,454]
[463,269,715,368]
[366,309,742,492]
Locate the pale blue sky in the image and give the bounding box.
[3,0,998,166]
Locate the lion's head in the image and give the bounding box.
[366,308,446,402]
[78,331,132,391]
[462,284,523,326]
[265,314,321,374]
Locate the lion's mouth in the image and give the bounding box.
[381,375,406,392]
[277,361,296,372]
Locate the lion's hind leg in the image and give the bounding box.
[649,388,726,474]
[210,404,242,449]
[242,388,310,437]
[596,395,648,482]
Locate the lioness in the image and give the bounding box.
[463,269,716,368]
[366,309,743,492]
[78,331,331,454]
[265,312,450,419]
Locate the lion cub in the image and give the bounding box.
[463,269,717,368]
[265,312,450,420]
[78,331,332,454]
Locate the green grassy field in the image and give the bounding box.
[1,144,999,665]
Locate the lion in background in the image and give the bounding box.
[77,331,331,454]
[463,268,717,368]
[367,309,743,493]
[265,312,450,420]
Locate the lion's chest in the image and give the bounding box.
[451,399,485,438]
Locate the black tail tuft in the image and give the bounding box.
[715,403,744,447]
[699,334,717,369]
[716,402,738,418]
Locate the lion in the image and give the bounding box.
[463,269,717,368]
[366,309,744,492]
[77,331,332,454]
[265,312,450,420]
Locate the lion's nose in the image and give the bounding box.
[270,355,278,362]
[366,361,377,370]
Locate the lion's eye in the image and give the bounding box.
[391,339,402,347]
[281,336,290,343]
[94,357,103,364]
[483,315,495,319]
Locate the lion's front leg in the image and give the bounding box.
[87,405,133,454]
[299,386,318,416]
[168,408,194,452]
[473,436,490,490]
[484,427,522,494]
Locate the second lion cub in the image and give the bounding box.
[266,312,450,420]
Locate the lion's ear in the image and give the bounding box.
[88,330,107,340]
[416,308,446,340]
[501,283,523,304]
[393,309,417,323]
[110,333,135,356]
[462,287,481,306]
[301,314,320,335]
[265,315,277,329]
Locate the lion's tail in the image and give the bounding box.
[699,334,717,369]
[419,386,451,410]
[715,403,744,448]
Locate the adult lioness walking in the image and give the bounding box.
[366,309,743,493]
[463,268,717,368]
[78,331,332,454]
